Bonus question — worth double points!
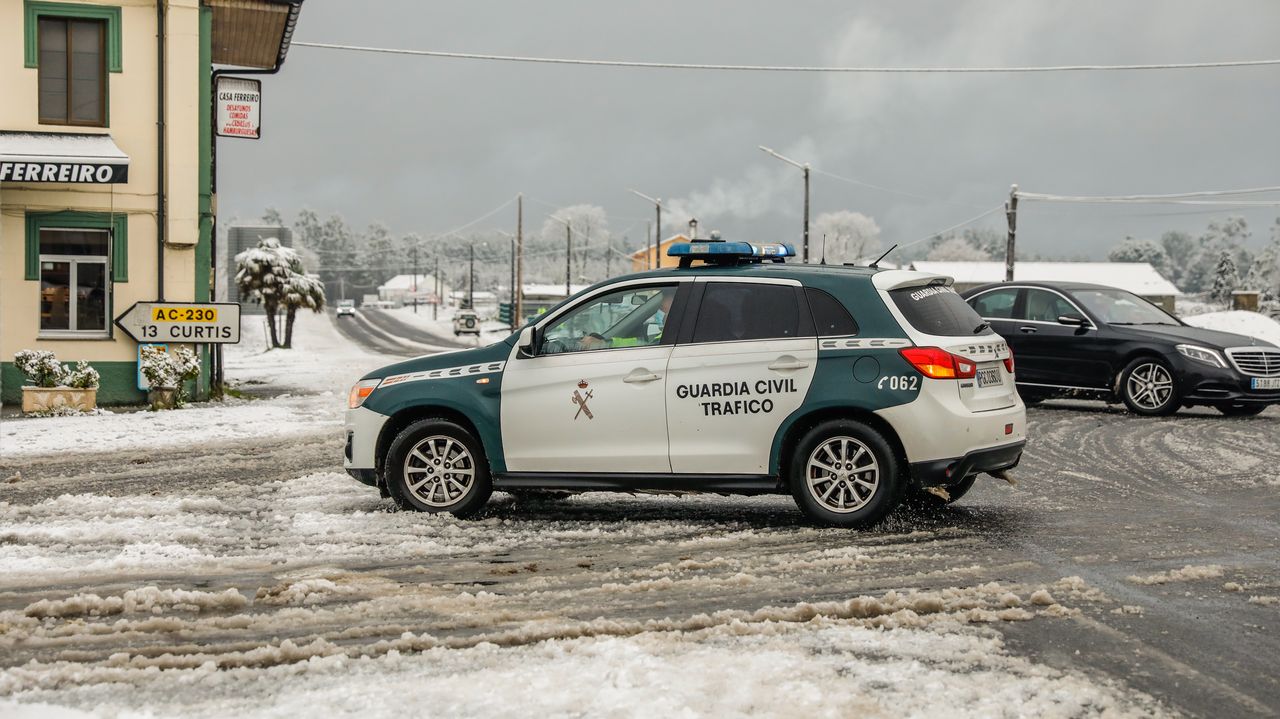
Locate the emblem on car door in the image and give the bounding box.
[572,380,594,420]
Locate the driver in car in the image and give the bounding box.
[579,289,675,351]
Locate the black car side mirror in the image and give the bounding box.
[1057,313,1088,327]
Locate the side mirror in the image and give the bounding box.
[1057,313,1088,327]
[517,326,538,358]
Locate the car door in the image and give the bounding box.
[501,281,685,473]
[666,278,818,475]
[1013,288,1109,388]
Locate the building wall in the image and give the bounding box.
[0,0,210,405]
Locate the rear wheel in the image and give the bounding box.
[1217,404,1266,417]
[790,420,901,528]
[1119,357,1180,416]
[386,419,492,517]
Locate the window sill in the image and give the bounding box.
[36,332,113,341]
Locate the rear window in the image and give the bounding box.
[890,284,993,337]
[806,288,858,336]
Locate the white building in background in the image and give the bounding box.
[377,274,439,306]
[909,261,1182,312]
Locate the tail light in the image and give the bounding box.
[899,347,976,380]
[1003,351,1015,375]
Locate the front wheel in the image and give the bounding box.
[1118,357,1180,416]
[386,419,492,517]
[790,420,902,528]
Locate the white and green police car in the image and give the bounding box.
[345,240,1025,527]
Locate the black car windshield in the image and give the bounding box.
[1071,289,1180,326]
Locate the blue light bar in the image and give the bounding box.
[666,242,796,259]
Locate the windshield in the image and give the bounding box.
[1072,289,1179,326]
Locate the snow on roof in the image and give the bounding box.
[909,261,1180,296]
[0,130,129,164]
[379,274,436,291]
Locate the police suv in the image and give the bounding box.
[345,240,1025,527]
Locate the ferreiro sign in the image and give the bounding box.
[215,76,262,139]
[0,161,127,183]
[115,302,241,344]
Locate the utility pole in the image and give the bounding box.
[433,255,439,320]
[1005,184,1019,282]
[468,243,475,309]
[646,222,651,270]
[759,146,812,263]
[629,189,662,270]
[411,245,419,314]
[509,235,517,331]
[564,221,572,296]
[515,193,524,326]
[339,273,346,301]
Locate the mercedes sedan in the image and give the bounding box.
[961,281,1280,416]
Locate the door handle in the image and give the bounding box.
[623,370,661,384]
[768,356,810,371]
[1018,326,1038,334]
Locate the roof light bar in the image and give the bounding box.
[666,241,796,260]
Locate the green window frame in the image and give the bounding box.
[24,1,123,73]
[25,211,128,282]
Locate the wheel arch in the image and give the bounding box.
[1111,346,1177,395]
[770,406,909,488]
[375,403,502,481]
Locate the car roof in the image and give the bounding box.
[965,280,1130,294]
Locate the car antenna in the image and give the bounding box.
[820,234,828,265]
[868,244,898,269]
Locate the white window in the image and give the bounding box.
[39,228,110,337]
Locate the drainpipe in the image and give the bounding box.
[156,0,166,300]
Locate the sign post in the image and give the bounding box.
[114,302,242,344]
[215,77,262,139]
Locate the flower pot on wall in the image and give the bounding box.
[148,387,178,411]
[21,387,98,414]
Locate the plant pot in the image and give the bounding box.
[148,387,178,411]
[21,386,98,414]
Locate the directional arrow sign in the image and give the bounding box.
[114,302,241,344]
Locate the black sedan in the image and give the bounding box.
[960,281,1280,416]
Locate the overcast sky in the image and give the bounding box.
[218,0,1280,261]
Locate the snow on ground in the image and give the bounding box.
[0,314,383,459]
[1,623,1167,719]
[1183,310,1280,347]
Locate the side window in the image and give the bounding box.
[970,288,1018,319]
[1023,289,1076,322]
[806,288,858,336]
[692,283,800,343]
[539,285,676,354]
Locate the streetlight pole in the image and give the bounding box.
[629,189,662,269]
[468,243,475,309]
[550,215,573,297]
[759,146,811,262]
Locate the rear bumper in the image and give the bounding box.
[911,440,1025,488]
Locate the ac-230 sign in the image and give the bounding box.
[114,302,241,344]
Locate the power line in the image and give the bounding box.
[810,167,989,209]
[897,204,1007,251]
[1019,186,1280,206]
[294,41,1280,74]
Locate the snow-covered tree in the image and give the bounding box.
[926,237,990,262]
[261,207,284,226]
[1209,250,1239,305]
[1159,231,1197,288]
[541,205,609,285]
[1245,221,1280,302]
[282,271,326,349]
[812,211,881,264]
[1107,237,1168,275]
[235,237,297,348]
[360,222,397,288]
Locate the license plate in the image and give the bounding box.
[977,367,1002,388]
[1251,377,1280,390]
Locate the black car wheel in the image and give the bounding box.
[790,420,902,528]
[1118,357,1180,416]
[1217,404,1267,417]
[386,419,492,517]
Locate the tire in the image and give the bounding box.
[789,420,902,528]
[1118,357,1180,416]
[907,474,977,508]
[385,418,492,517]
[1217,404,1266,417]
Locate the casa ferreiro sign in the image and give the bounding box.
[215,76,262,139]
[0,161,127,183]
[115,302,241,344]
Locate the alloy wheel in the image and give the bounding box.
[402,435,476,507]
[1126,362,1174,411]
[805,436,880,513]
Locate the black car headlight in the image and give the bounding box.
[1176,344,1226,369]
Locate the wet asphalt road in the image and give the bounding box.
[1,402,1277,717]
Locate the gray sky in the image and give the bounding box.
[219,0,1280,260]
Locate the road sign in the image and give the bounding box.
[498,302,512,324]
[114,302,241,344]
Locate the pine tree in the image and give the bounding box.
[1209,250,1239,306]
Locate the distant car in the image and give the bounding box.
[336,300,356,318]
[962,281,1280,416]
[453,309,481,336]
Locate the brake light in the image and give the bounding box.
[1003,351,1015,375]
[899,347,976,380]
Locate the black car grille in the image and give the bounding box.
[1226,348,1280,377]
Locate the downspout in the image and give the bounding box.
[156,0,166,300]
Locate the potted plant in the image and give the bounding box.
[139,346,201,410]
[14,351,99,413]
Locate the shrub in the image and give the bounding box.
[65,360,101,389]
[14,350,68,388]
[139,346,201,407]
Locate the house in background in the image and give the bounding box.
[909,261,1182,312]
